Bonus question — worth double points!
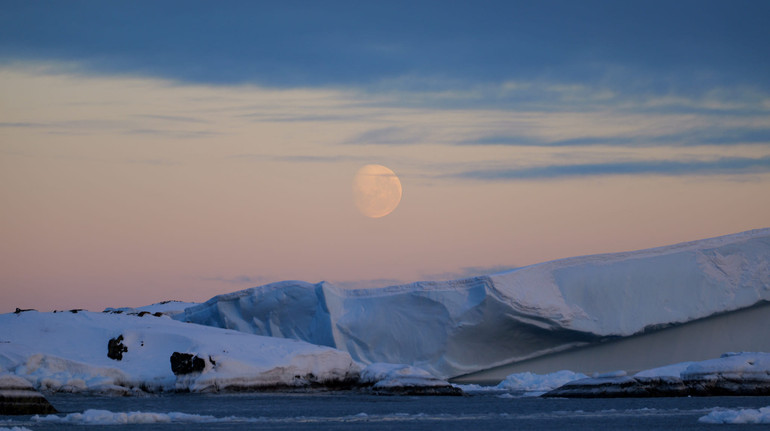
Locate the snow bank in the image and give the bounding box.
[681,351,770,383]
[699,406,770,424]
[176,228,770,377]
[0,311,358,394]
[633,362,695,378]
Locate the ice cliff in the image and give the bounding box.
[177,228,770,378]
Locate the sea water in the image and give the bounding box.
[2,393,768,430]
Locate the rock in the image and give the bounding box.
[170,352,206,375]
[542,375,770,398]
[542,375,689,398]
[0,374,58,415]
[107,334,128,360]
[13,308,35,314]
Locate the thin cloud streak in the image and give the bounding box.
[458,127,770,148]
[454,156,770,181]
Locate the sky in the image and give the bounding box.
[1,0,769,312]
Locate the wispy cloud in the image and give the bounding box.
[344,126,428,145]
[133,114,208,123]
[457,127,770,148]
[454,156,770,181]
[123,128,221,138]
[0,121,48,128]
[228,154,366,164]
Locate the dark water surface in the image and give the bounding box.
[2,392,769,430]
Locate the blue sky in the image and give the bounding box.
[1,1,769,310]
[3,0,769,92]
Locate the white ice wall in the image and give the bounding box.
[177,229,770,378]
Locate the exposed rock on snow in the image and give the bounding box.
[176,229,770,378]
[169,353,206,376]
[0,311,359,394]
[359,363,462,395]
[107,335,127,361]
[542,352,770,398]
[104,300,199,317]
[0,373,57,415]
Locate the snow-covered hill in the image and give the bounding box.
[176,228,770,378]
[0,311,358,393]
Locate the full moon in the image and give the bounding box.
[352,164,402,218]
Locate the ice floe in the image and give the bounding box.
[699,406,770,424]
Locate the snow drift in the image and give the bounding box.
[177,228,770,378]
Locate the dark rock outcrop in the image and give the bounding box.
[107,335,128,361]
[13,308,35,314]
[0,374,57,415]
[543,375,770,398]
[368,385,464,396]
[170,352,206,375]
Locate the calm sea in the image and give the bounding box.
[2,392,768,430]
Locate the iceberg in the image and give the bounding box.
[359,363,461,395]
[495,370,588,395]
[176,228,770,379]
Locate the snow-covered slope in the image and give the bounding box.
[177,229,770,378]
[0,311,358,393]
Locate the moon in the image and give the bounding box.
[353,164,402,218]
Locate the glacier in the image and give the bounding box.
[176,228,770,379]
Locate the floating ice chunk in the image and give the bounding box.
[496,370,588,394]
[33,409,257,424]
[699,406,770,424]
[360,363,461,395]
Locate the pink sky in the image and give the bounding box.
[1,64,769,312]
